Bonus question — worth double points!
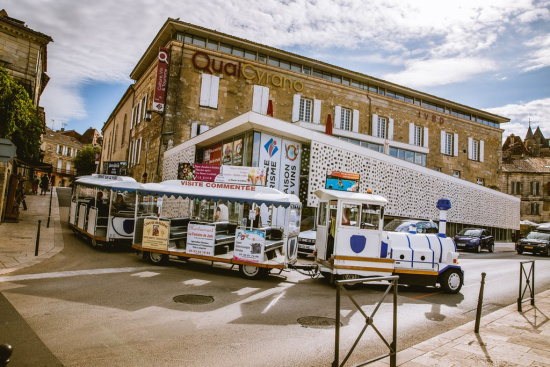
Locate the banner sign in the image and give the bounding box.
[142,218,170,251]
[222,142,233,165]
[204,143,223,165]
[233,228,266,263]
[187,223,216,256]
[216,165,266,186]
[153,47,170,112]
[102,161,128,176]
[259,133,282,189]
[325,171,360,192]
[278,139,301,195]
[233,138,244,166]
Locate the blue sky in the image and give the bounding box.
[4,0,550,140]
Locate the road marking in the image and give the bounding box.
[262,291,286,314]
[0,267,154,282]
[409,291,443,299]
[132,271,161,278]
[182,279,210,285]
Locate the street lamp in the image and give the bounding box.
[145,110,163,122]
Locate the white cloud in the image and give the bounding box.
[485,97,550,138]
[382,57,497,88]
[3,0,549,133]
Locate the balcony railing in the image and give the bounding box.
[53,168,76,176]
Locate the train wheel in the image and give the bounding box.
[238,264,266,279]
[147,252,169,265]
[440,269,463,294]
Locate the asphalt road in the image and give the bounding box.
[1,188,549,366]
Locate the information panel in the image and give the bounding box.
[233,228,266,263]
[187,223,216,256]
[142,218,170,251]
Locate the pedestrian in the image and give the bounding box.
[214,199,229,222]
[32,175,39,195]
[40,174,49,195]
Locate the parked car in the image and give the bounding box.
[383,219,439,234]
[516,231,550,256]
[454,228,494,253]
[297,228,316,258]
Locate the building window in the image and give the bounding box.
[434,167,442,172]
[531,181,540,196]
[299,98,312,122]
[511,181,522,195]
[444,133,453,155]
[121,115,127,147]
[199,74,220,108]
[409,123,426,146]
[340,108,352,131]
[453,170,460,178]
[377,117,387,138]
[66,147,71,156]
[530,202,540,215]
[477,178,484,186]
[468,137,484,162]
[57,145,62,154]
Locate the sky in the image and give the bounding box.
[5,0,550,140]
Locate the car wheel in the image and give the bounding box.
[517,248,523,255]
[545,247,550,258]
[147,251,169,265]
[488,242,494,253]
[238,264,267,279]
[475,244,481,253]
[440,269,463,294]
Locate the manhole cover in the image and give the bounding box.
[173,294,214,305]
[298,316,340,329]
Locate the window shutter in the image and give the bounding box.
[260,86,269,114]
[453,133,459,156]
[57,159,62,169]
[137,138,142,164]
[200,74,212,107]
[372,114,379,137]
[191,122,198,138]
[144,93,148,115]
[292,94,300,122]
[209,75,220,108]
[334,106,342,129]
[352,109,359,132]
[423,127,429,148]
[409,123,414,145]
[252,85,263,113]
[479,140,484,162]
[468,137,473,160]
[440,131,446,154]
[388,118,394,140]
[199,125,210,134]
[137,100,142,123]
[313,99,321,124]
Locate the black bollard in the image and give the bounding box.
[35,220,41,256]
[475,272,486,333]
[0,344,12,367]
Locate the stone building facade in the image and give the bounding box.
[501,127,550,224]
[41,127,83,187]
[124,18,508,188]
[101,86,133,177]
[0,9,52,107]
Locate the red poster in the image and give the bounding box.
[153,48,170,112]
[194,163,221,182]
[204,143,223,165]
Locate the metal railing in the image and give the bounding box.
[333,275,398,367]
[518,261,535,312]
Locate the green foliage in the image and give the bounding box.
[73,145,100,176]
[0,66,44,161]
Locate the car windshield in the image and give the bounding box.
[383,220,410,232]
[458,229,481,236]
[526,232,550,241]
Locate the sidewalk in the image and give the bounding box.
[374,289,550,366]
[2,204,548,367]
[0,188,63,275]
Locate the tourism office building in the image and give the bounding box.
[100,18,519,240]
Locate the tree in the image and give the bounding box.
[0,66,43,161]
[73,145,100,176]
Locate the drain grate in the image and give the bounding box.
[173,294,214,305]
[298,316,340,329]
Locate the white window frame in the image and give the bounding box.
[299,97,313,122]
[477,178,484,185]
[531,181,540,195]
[252,85,269,114]
[453,170,460,178]
[199,73,220,108]
[57,159,62,170]
[66,161,71,172]
[339,107,352,131]
[468,137,484,162]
